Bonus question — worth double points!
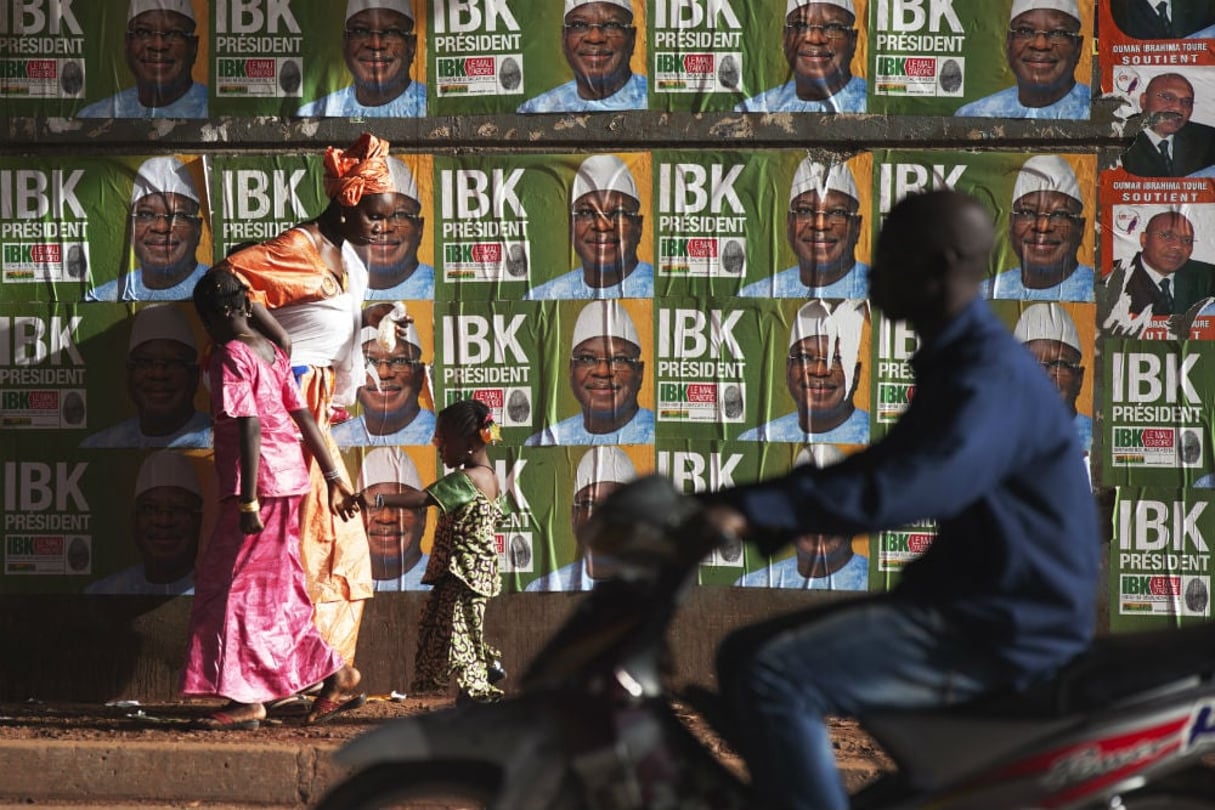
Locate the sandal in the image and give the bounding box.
[196,710,261,731]
[306,692,367,725]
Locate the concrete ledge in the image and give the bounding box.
[0,739,350,807]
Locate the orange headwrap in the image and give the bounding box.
[323,132,394,208]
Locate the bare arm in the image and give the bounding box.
[251,302,292,355]
[290,408,358,521]
[237,415,264,535]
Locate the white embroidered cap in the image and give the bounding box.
[1014,302,1081,352]
[1009,0,1080,23]
[1012,155,1082,205]
[346,0,414,21]
[789,159,859,205]
[571,300,641,350]
[129,304,196,352]
[359,446,423,490]
[565,0,633,18]
[793,443,846,469]
[574,446,636,493]
[135,450,201,497]
[131,156,200,206]
[571,155,640,204]
[786,0,854,17]
[386,156,420,201]
[128,0,195,22]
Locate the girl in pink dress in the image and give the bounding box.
[181,269,362,729]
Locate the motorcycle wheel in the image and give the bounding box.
[314,762,498,810]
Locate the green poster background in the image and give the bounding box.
[427,0,648,115]
[653,296,764,442]
[1104,338,1215,488]
[1111,487,1215,631]
[432,151,658,303]
[0,156,174,306]
[0,0,209,118]
[0,301,215,594]
[867,0,1094,117]
[872,149,1097,289]
[432,299,547,448]
[210,0,330,117]
[204,153,327,259]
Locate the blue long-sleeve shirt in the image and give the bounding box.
[709,299,1099,684]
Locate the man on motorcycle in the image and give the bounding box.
[699,189,1100,810]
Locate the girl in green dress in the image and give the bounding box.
[366,398,507,703]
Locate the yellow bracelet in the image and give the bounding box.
[238,499,260,514]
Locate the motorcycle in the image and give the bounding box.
[316,476,1215,809]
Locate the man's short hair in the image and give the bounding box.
[1014,302,1081,352]
[1009,0,1080,23]
[131,156,200,206]
[129,305,197,353]
[1012,155,1082,206]
[346,0,414,21]
[128,0,195,22]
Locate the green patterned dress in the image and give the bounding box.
[410,471,505,700]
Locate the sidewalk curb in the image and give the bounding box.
[0,739,349,807]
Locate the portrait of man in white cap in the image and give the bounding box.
[334,302,436,447]
[1013,303,1090,451]
[81,304,211,449]
[516,0,647,114]
[296,0,426,118]
[86,157,209,303]
[77,0,208,119]
[1120,72,1215,178]
[735,443,869,590]
[982,155,1093,302]
[360,156,434,300]
[1111,0,1215,40]
[739,299,869,443]
[525,300,654,446]
[526,445,636,591]
[86,450,202,595]
[1113,209,1213,317]
[358,447,432,591]
[954,0,1089,119]
[735,0,866,113]
[524,155,652,300]
[740,159,867,298]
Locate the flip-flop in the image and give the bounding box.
[196,711,260,731]
[306,692,367,725]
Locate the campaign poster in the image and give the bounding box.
[721,0,869,114]
[428,0,647,115]
[1105,65,1215,180]
[0,156,159,306]
[3,444,217,597]
[1103,338,1215,489]
[1111,487,1214,631]
[363,154,437,304]
[285,2,429,119]
[869,310,916,441]
[872,518,936,590]
[1098,174,1215,341]
[1098,2,1215,95]
[433,152,654,304]
[735,297,872,448]
[515,444,654,593]
[0,0,209,119]
[653,297,760,443]
[433,299,545,449]
[341,443,440,594]
[874,149,1098,303]
[868,0,1093,119]
[654,150,873,302]
[210,0,315,116]
[332,300,437,450]
[204,152,327,259]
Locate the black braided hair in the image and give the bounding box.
[192,268,250,326]
[437,397,491,445]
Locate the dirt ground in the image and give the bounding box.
[0,693,894,794]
